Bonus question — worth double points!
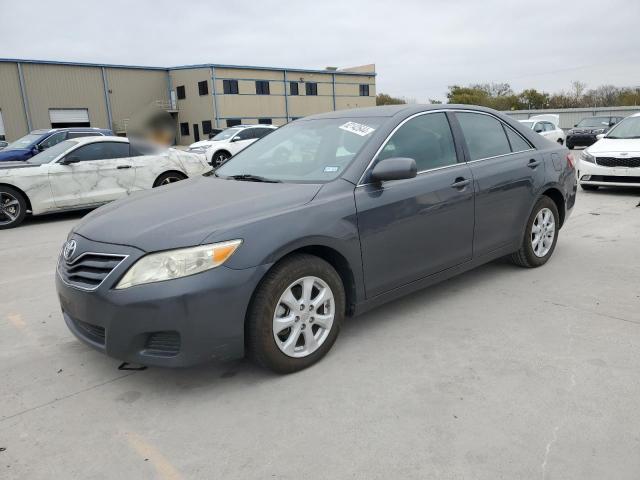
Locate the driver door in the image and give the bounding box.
[228,128,258,155]
[48,141,135,208]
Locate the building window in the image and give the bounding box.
[202,120,212,135]
[180,122,189,136]
[305,82,318,96]
[290,82,299,96]
[198,80,209,96]
[223,80,239,94]
[176,85,186,100]
[226,119,242,127]
[255,81,270,95]
[258,118,272,125]
[359,84,370,96]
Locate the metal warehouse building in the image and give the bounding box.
[0,59,376,145]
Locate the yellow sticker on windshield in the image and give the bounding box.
[339,122,375,137]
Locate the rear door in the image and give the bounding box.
[48,141,135,207]
[454,111,545,256]
[355,111,474,297]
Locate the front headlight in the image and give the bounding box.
[591,128,605,134]
[188,147,206,154]
[116,240,242,289]
[580,151,596,163]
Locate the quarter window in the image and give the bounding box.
[290,82,299,95]
[67,142,130,162]
[504,126,532,152]
[180,122,190,136]
[378,112,458,172]
[223,80,239,94]
[456,112,512,161]
[255,81,270,95]
[198,80,209,96]
[176,85,186,100]
[305,82,318,96]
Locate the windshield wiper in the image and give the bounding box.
[226,174,281,183]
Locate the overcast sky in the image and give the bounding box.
[1,0,639,102]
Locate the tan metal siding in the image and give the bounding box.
[0,63,28,140]
[169,68,214,144]
[21,63,108,129]
[106,68,169,131]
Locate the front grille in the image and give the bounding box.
[587,175,640,183]
[58,253,126,290]
[74,318,106,345]
[143,331,181,357]
[596,157,640,168]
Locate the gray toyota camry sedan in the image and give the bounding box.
[56,105,577,373]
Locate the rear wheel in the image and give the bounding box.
[510,196,559,268]
[0,186,27,229]
[247,254,345,373]
[153,171,187,187]
[581,184,599,191]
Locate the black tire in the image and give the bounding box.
[211,151,231,168]
[0,186,27,229]
[153,171,187,187]
[247,253,345,373]
[581,184,599,191]
[510,196,560,268]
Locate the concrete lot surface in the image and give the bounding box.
[1,187,639,479]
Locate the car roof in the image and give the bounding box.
[30,127,110,134]
[301,104,511,121]
[68,135,128,145]
[233,124,276,129]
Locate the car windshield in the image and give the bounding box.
[520,121,535,129]
[215,117,382,183]
[606,116,640,139]
[27,140,77,165]
[4,133,42,151]
[212,128,241,141]
[577,117,610,128]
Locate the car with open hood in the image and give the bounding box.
[56,104,576,373]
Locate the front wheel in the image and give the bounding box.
[247,254,345,373]
[510,196,559,268]
[153,171,187,187]
[211,151,230,168]
[0,186,27,229]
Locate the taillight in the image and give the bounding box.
[566,153,575,169]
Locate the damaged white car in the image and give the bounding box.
[0,136,211,228]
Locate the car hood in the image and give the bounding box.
[190,139,225,149]
[587,138,640,154]
[0,161,39,171]
[74,175,323,252]
[0,148,29,161]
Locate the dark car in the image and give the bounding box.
[0,140,8,150]
[0,127,113,162]
[56,105,576,373]
[566,116,624,149]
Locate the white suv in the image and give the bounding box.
[519,114,566,145]
[188,125,276,167]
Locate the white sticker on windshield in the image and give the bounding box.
[339,121,376,137]
[324,166,339,173]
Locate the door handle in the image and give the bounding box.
[527,159,541,169]
[450,177,470,189]
[117,165,132,169]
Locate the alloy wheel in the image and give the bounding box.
[0,192,20,226]
[272,276,335,358]
[531,207,555,258]
[160,176,182,186]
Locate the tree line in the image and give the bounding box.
[377,82,640,110]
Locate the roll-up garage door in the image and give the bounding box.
[49,108,90,127]
[0,111,5,139]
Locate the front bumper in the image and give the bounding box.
[578,160,640,188]
[567,134,598,147]
[55,235,270,367]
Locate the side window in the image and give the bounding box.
[544,122,555,131]
[504,126,532,152]
[39,132,67,149]
[533,122,544,133]
[456,112,512,160]
[255,128,273,138]
[235,129,255,141]
[67,142,130,162]
[378,112,457,172]
[67,132,101,139]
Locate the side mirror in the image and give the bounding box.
[61,155,80,165]
[230,136,241,142]
[370,157,417,183]
[596,134,606,140]
[609,122,615,127]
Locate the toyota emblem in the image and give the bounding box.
[63,240,77,261]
